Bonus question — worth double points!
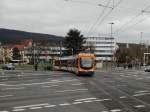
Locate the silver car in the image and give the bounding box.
[144,65,150,72]
[2,63,15,70]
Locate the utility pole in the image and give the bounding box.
[32,43,36,65]
[146,40,149,64]
[140,32,143,66]
[109,22,114,70]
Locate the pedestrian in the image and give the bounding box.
[35,63,38,71]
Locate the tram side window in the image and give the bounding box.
[67,59,75,67]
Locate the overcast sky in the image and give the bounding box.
[1,0,150,43]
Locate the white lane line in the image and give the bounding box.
[119,96,127,99]
[103,99,112,101]
[2,79,78,87]
[42,85,59,88]
[110,109,122,112]
[134,105,145,108]
[72,102,83,104]
[71,83,84,86]
[0,111,9,112]
[133,75,138,77]
[0,76,8,78]
[14,103,49,109]
[93,99,105,102]
[135,90,149,94]
[133,93,150,97]
[0,95,13,98]
[51,80,60,82]
[2,79,7,81]
[93,99,112,102]
[0,84,7,86]
[56,89,88,93]
[136,78,143,80]
[75,97,97,102]
[44,105,56,108]
[2,87,25,91]
[12,109,25,111]
[59,103,71,106]
[83,100,93,103]
[20,79,78,86]
[30,107,42,110]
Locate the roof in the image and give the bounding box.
[14,45,25,50]
[21,39,33,46]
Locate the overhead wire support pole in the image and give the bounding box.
[109,22,114,70]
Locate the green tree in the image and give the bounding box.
[64,28,85,55]
[12,47,21,60]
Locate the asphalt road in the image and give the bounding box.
[0,69,150,112]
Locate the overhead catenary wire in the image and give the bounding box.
[64,0,102,7]
[116,15,148,34]
[87,0,124,36]
[87,0,112,35]
[115,4,150,34]
[97,0,124,27]
[64,0,124,36]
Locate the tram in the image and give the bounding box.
[54,53,96,76]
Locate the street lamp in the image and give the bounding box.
[109,22,114,69]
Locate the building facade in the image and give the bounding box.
[85,37,116,61]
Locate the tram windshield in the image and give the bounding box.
[80,58,93,68]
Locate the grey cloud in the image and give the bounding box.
[1,0,150,43]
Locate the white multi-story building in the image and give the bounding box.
[85,37,116,61]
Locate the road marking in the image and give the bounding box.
[14,103,49,109]
[0,111,9,112]
[44,105,56,108]
[2,87,25,90]
[135,90,149,94]
[103,99,112,101]
[0,84,6,86]
[134,105,145,108]
[2,79,7,81]
[83,100,93,103]
[59,103,71,106]
[119,96,127,99]
[75,98,97,102]
[56,89,88,93]
[93,99,105,102]
[0,79,78,87]
[42,85,59,88]
[51,80,60,82]
[110,109,121,112]
[21,79,78,86]
[133,93,150,97]
[71,83,84,86]
[133,75,138,77]
[30,107,42,110]
[0,95,13,98]
[136,78,143,80]
[0,76,8,78]
[72,102,83,104]
[12,109,25,111]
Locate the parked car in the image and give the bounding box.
[2,63,15,70]
[144,65,150,72]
